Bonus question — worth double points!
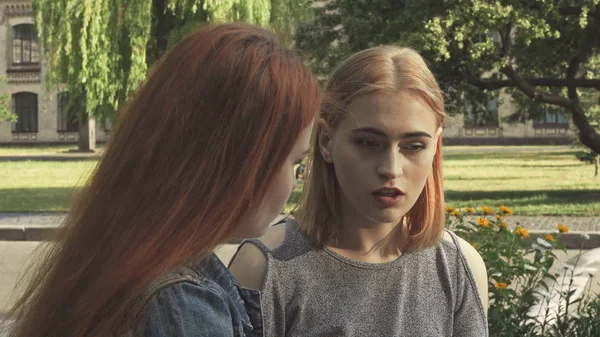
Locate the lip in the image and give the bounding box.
[372,187,404,196]
[371,187,405,208]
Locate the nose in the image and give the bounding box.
[376,147,403,180]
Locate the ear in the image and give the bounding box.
[318,125,334,163]
[433,126,443,155]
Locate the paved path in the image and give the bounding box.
[460,215,600,232]
[1,212,599,249]
[0,150,103,162]
[443,145,572,154]
[1,212,598,232]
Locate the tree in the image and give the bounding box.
[296,0,600,154]
[33,0,309,151]
[0,75,15,124]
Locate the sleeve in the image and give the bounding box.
[142,281,235,337]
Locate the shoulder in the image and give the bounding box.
[441,231,489,310]
[228,222,288,289]
[142,279,235,336]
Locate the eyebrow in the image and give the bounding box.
[350,127,432,139]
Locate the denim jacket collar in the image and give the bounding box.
[193,253,254,330]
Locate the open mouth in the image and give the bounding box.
[372,187,403,197]
[372,187,404,207]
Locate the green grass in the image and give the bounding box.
[443,149,599,215]
[0,147,598,215]
[0,161,96,212]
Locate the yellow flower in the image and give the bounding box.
[557,224,569,233]
[464,207,476,214]
[472,243,479,249]
[496,214,504,221]
[450,210,463,217]
[477,217,490,227]
[497,222,509,229]
[445,206,456,213]
[546,234,556,242]
[499,205,514,215]
[482,205,494,215]
[514,225,529,238]
[495,282,508,289]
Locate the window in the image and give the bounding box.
[104,119,113,132]
[57,92,79,132]
[12,24,40,65]
[11,92,38,133]
[534,106,569,126]
[464,96,499,126]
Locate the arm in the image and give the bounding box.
[228,224,286,290]
[456,236,489,311]
[228,242,268,289]
[142,281,235,337]
[449,233,489,337]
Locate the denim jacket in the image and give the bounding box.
[133,253,263,337]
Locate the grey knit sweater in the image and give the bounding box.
[244,218,488,337]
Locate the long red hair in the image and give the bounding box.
[7,23,321,337]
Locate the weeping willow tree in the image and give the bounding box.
[33,0,309,151]
[0,75,13,123]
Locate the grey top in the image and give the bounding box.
[245,218,488,337]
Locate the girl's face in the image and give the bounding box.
[319,91,441,228]
[233,124,313,238]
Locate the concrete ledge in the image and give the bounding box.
[529,232,600,250]
[0,227,25,241]
[25,226,59,241]
[0,226,244,245]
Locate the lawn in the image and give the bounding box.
[0,146,598,215]
[0,161,96,212]
[442,149,599,216]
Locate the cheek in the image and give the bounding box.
[407,154,435,184]
[333,144,364,176]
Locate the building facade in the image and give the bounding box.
[443,90,572,145]
[0,0,571,145]
[0,0,110,144]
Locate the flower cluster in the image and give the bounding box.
[444,205,597,336]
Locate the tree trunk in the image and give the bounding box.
[494,65,600,155]
[595,155,599,177]
[566,89,600,155]
[78,113,96,152]
[151,0,174,63]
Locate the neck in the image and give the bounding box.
[327,212,406,263]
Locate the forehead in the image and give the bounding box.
[341,92,438,135]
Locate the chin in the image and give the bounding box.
[364,208,405,225]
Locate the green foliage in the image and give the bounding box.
[295,0,600,150]
[0,75,15,123]
[33,0,153,117]
[446,205,600,336]
[33,0,310,119]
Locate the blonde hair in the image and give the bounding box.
[297,46,446,252]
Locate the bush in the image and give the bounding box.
[445,205,600,336]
